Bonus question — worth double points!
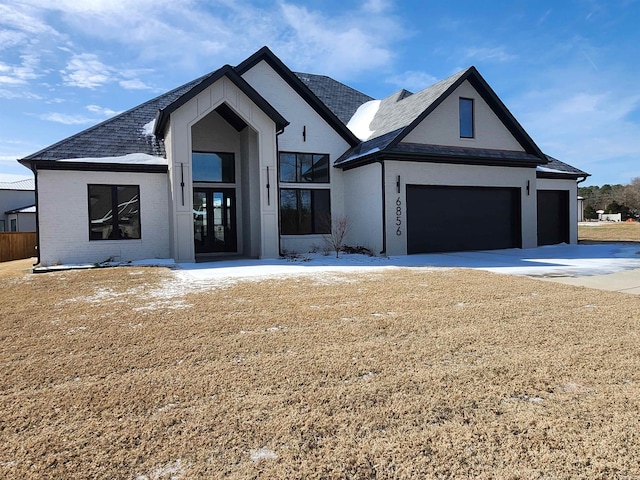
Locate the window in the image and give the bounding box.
[192,152,235,182]
[10,219,17,232]
[459,97,474,138]
[88,185,141,240]
[0,220,5,232]
[280,189,330,234]
[279,152,329,183]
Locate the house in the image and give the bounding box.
[18,46,588,266]
[0,179,36,233]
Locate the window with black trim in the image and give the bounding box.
[192,152,235,182]
[10,219,16,232]
[459,97,474,138]
[88,185,141,240]
[280,189,330,235]
[0,219,5,231]
[279,152,329,183]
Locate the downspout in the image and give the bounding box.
[577,175,588,185]
[32,163,41,268]
[276,127,284,256]
[380,160,386,255]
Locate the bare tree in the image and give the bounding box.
[322,215,350,258]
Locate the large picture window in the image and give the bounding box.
[280,189,330,235]
[88,185,141,240]
[459,97,474,138]
[192,152,235,183]
[279,152,329,183]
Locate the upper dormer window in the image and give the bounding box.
[459,97,474,138]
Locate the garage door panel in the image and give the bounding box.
[406,185,521,254]
[537,190,569,246]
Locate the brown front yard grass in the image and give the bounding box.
[579,221,640,242]
[1,264,640,479]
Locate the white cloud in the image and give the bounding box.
[362,0,391,14]
[86,104,120,116]
[0,88,42,100]
[0,55,41,85]
[464,47,517,63]
[277,2,397,77]
[119,79,152,90]
[513,73,640,184]
[38,112,95,125]
[61,53,113,88]
[386,71,438,92]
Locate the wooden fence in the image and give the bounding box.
[0,232,37,263]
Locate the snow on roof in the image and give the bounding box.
[0,178,35,190]
[142,119,156,137]
[346,100,381,141]
[5,204,36,214]
[57,153,167,165]
[536,165,571,174]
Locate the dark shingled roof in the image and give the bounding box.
[19,57,370,165]
[18,46,588,180]
[538,155,590,178]
[295,72,374,125]
[21,73,217,163]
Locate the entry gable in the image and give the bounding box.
[236,46,361,147]
[154,64,288,138]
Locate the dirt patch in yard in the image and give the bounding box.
[1,266,640,478]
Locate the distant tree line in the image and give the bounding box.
[579,177,640,220]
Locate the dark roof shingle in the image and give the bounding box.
[295,73,374,125]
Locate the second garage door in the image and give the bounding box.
[406,185,522,254]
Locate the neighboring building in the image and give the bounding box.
[0,179,36,232]
[18,47,588,266]
[577,196,585,222]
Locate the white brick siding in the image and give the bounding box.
[38,169,170,266]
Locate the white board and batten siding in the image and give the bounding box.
[37,170,170,266]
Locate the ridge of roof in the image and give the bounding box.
[365,68,471,142]
[294,72,374,125]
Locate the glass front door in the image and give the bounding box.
[193,188,237,253]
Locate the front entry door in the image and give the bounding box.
[193,188,237,253]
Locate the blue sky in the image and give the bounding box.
[0,0,638,186]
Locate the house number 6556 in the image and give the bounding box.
[395,197,402,236]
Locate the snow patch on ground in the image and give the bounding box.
[135,459,185,480]
[249,447,278,462]
[43,244,640,300]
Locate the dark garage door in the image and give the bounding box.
[406,185,522,254]
[537,190,569,246]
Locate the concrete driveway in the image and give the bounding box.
[174,243,640,295]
